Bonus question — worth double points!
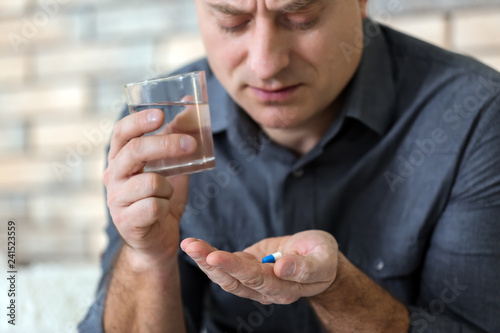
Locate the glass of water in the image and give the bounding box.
[124,71,215,177]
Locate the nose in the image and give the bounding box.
[248,19,290,81]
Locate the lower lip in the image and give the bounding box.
[250,85,301,102]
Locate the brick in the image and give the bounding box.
[0,0,28,17]
[0,155,83,191]
[29,116,113,152]
[0,14,73,52]
[35,42,155,77]
[84,155,107,183]
[28,190,107,227]
[93,1,198,39]
[369,0,500,15]
[453,10,500,50]
[0,194,28,221]
[17,225,88,263]
[95,2,175,39]
[95,81,135,116]
[0,55,26,83]
[35,0,119,8]
[85,231,108,260]
[380,14,448,48]
[0,81,89,117]
[154,33,206,73]
[0,122,26,153]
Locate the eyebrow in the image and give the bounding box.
[208,3,246,15]
[208,0,320,15]
[282,0,320,13]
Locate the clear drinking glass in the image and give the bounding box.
[124,71,215,177]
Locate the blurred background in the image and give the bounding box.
[0,0,499,332]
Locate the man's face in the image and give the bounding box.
[195,0,367,131]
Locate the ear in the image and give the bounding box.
[359,0,368,19]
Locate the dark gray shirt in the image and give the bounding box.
[79,19,500,333]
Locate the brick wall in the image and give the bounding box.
[1,0,499,265]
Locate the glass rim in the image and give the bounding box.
[124,70,205,88]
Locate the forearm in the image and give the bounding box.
[103,245,187,333]
[308,252,409,333]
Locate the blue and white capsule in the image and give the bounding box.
[262,252,283,264]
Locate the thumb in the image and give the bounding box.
[275,254,335,284]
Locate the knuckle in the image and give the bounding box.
[145,198,161,219]
[220,279,241,293]
[128,225,149,243]
[103,167,111,186]
[147,173,162,195]
[128,137,144,157]
[110,207,124,228]
[143,198,168,221]
[244,275,265,290]
[113,120,124,138]
[106,192,115,208]
[160,135,178,153]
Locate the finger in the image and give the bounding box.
[170,99,200,133]
[109,109,165,161]
[243,236,286,259]
[117,172,174,205]
[111,133,197,180]
[180,237,198,252]
[182,238,219,269]
[118,197,170,231]
[208,252,267,289]
[274,254,336,284]
[212,251,300,304]
[182,240,265,301]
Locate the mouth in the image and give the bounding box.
[249,84,302,102]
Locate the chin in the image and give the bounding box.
[250,105,300,130]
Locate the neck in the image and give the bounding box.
[263,99,343,157]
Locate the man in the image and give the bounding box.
[79,0,500,332]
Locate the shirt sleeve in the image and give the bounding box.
[407,97,500,332]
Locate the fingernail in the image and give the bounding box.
[147,109,160,123]
[282,262,295,277]
[180,136,196,152]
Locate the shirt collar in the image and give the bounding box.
[341,18,396,137]
[205,18,396,141]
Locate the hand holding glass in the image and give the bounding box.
[124,71,215,177]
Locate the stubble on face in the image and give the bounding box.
[196,0,364,153]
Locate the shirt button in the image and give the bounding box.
[374,259,384,271]
[293,169,304,177]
